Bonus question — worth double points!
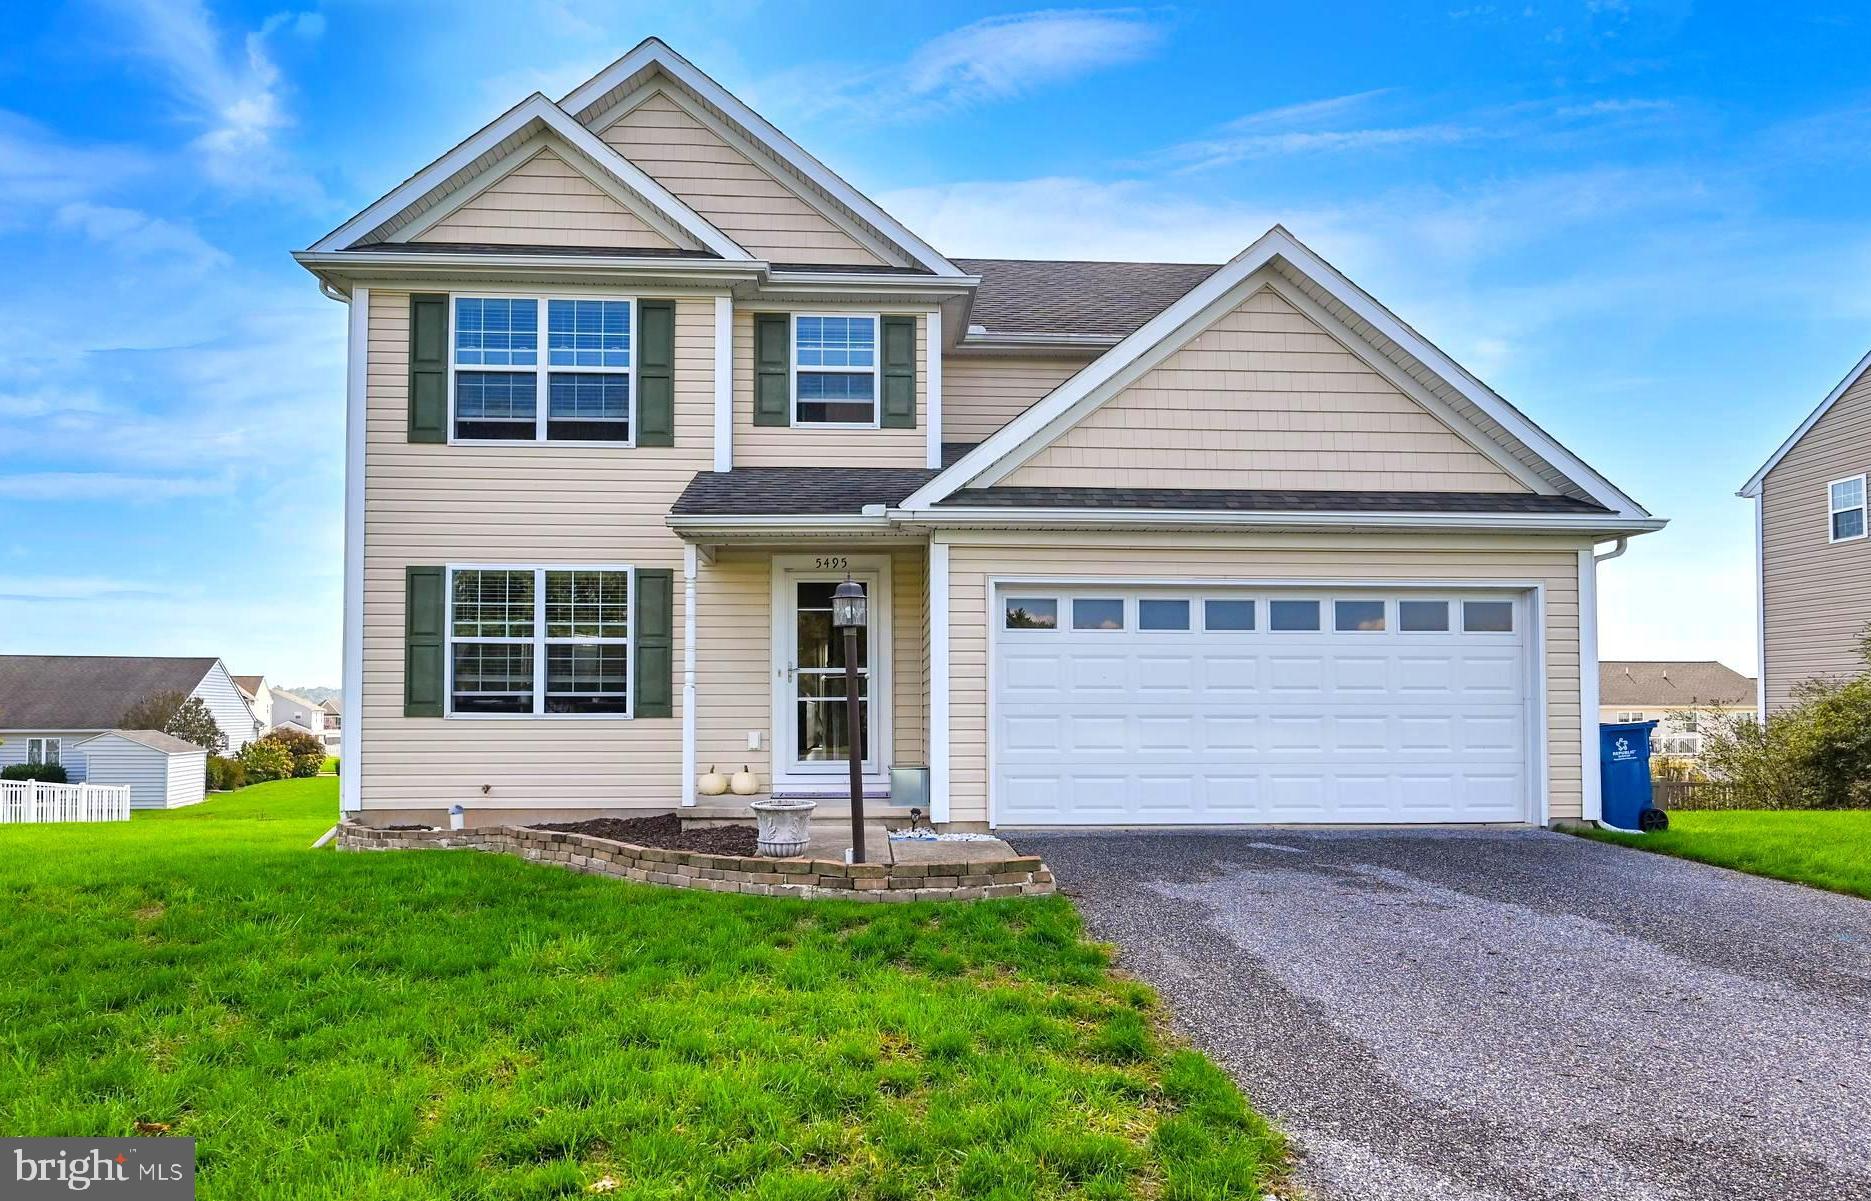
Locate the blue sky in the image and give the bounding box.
[3,0,1866,685]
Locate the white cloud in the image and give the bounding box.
[96,0,325,204]
[54,202,228,273]
[0,111,151,211]
[772,8,1168,122]
[0,472,231,502]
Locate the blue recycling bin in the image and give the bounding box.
[1599,721,1663,831]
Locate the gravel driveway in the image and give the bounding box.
[1009,828,1871,1201]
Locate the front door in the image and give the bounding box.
[774,557,891,785]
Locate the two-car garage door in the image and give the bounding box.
[992,586,1535,825]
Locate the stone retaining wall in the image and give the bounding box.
[336,822,1054,902]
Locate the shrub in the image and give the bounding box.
[235,739,293,784]
[1699,625,1871,809]
[205,755,247,792]
[260,728,326,779]
[2,762,69,783]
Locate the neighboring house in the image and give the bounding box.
[233,675,273,729]
[297,38,1662,831]
[0,655,261,781]
[1741,349,1871,714]
[74,731,208,810]
[1598,661,1756,758]
[319,698,342,750]
[268,688,328,743]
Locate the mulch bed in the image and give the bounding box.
[529,813,759,857]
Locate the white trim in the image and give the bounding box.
[443,563,635,720]
[1826,473,1867,543]
[982,574,1547,828]
[308,93,751,261]
[1578,549,1602,822]
[1754,495,1767,721]
[1740,346,1871,496]
[929,539,951,824]
[713,296,733,471]
[901,226,1650,519]
[340,286,368,813]
[682,543,698,805]
[768,553,894,788]
[447,290,637,447]
[790,311,881,428]
[558,39,963,278]
[911,506,1664,535]
[926,308,943,469]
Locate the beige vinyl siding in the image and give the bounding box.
[941,354,1090,444]
[359,291,714,811]
[1001,288,1527,493]
[603,91,885,266]
[890,547,928,766]
[732,310,928,468]
[413,148,678,250]
[1760,368,1871,710]
[940,532,1586,825]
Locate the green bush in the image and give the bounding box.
[2,763,68,783]
[260,729,326,779]
[205,755,247,792]
[235,740,293,785]
[1700,626,1871,809]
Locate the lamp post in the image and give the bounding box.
[831,576,869,863]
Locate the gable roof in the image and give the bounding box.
[232,675,265,698]
[1738,346,1871,498]
[954,258,1221,340]
[307,93,750,260]
[903,226,1656,525]
[1600,661,1756,708]
[80,729,206,755]
[0,655,219,730]
[559,38,963,278]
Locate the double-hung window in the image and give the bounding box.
[26,737,59,766]
[453,296,634,443]
[1828,475,1866,543]
[793,314,878,425]
[448,566,632,716]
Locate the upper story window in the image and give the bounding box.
[453,296,634,444]
[1828,474,1866,543]
[794,314,878,426]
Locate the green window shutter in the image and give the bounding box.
[880,315,917,429]
[637,300,675,447]
[408,294,448,443]
[404,566,446,717]
[635,569,674,718]
[754,313,791,427]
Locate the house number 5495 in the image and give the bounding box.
[815,556,849,570]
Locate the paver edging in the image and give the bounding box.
[334,821,1054,901]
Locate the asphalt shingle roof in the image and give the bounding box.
[938,488,1612,514]
[1600,661,1756,708]
[83,729,207,755]
[0,656,219,730]
[953,258,1222,337]
[672,467,940,516]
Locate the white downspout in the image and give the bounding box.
[681,542,698,806]
[1587,535,1639,831]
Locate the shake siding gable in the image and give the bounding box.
[999,288,1528,494]
[1760,368,1871,709]
[360,291,715,810]
[601,91,886,266]
[413,148,679,249]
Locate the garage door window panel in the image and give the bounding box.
[1463,600,1515,633]
[1072,598,1126,631]
[1005,597,1058,630]
[1269,600,1321,632]
[1399,600,1450,632]
[1139,599,1191,630]
[1204,599,1255,631]
[1334,600,1387,632]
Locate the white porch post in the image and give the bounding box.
[340,286,369,815]
[1578,547,1602,823]
[929,539,950,823]
[681,541,699,805]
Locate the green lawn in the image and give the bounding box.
[0,778,1281,1200]
[1580,809,1871,900]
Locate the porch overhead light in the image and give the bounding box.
[832,577,868,630]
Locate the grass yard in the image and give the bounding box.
[1581,809,1871,900]
[0,778,1281,1200]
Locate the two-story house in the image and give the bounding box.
[299,39,1661,831]
[1741,347,1871,714]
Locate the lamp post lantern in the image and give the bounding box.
[831,576,869,863]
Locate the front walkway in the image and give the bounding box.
[1009,827,1871,1201]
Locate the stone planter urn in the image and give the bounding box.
[749,797,816,858]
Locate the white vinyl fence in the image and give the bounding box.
[0,780,133,823]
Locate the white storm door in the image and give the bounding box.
[774,559,890,782]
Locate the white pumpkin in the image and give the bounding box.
[729,765,759,796]
[697,766,729,796]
